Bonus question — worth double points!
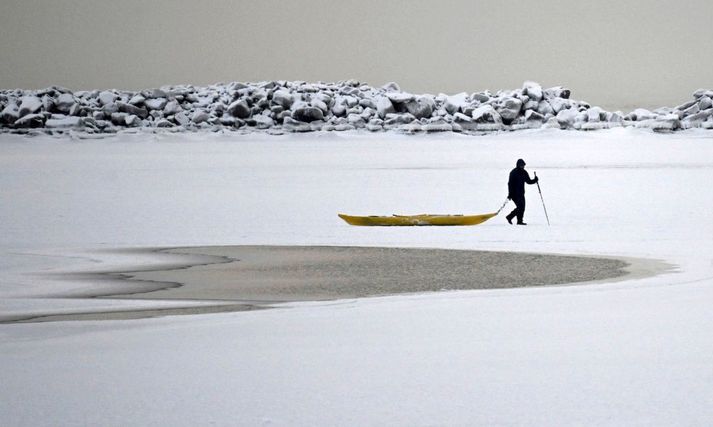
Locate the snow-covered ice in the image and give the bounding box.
[1,128,713,425]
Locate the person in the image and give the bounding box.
[506,158,538,225]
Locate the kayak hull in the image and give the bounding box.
[338,212,498,226]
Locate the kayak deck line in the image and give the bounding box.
[338,212,498,226]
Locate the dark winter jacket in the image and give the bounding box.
[508,167,538,199]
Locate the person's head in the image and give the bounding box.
[516,158,526,169]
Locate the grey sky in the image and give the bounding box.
[2,0,712,110]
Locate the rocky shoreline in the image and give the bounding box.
[2,80,712,136]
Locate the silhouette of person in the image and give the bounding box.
[506,158,538,225]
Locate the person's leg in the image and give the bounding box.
[506,206,517,223]
[515,196,526,224]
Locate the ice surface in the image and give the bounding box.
[1,129,713,425]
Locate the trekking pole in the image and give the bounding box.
[534,172,551,226]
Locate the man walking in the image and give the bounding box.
[506,158,538,225]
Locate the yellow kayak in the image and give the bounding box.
[338,212,498,226]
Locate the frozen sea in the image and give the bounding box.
[1,128,713,426]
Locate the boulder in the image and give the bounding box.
[524,110,545,122]
[0,103,20,124]
[681,103,700,118]
[627,108,656,121]
[163,100,183,116]
[227,99,251,118]
[98,91,117,106]
[45,116,83,128]
[587,107,603,123]
[56,93,75,113]
[342,96,359,108]
[347,113,366,128]
[366,118,383,132]
[548,98,570,113]
[422,118,452,132]
[174,112,190,126]
[471,105,502,123]
[18,96,43,117]
[144,98,168,110]
[155,119,174,128]
[545,86,571,99]
[607,111,623,123]
[683,109,712,123]
[42,95,55,112]
[14,113,45,128]
[110,112,129,126]
[522,81,543,102]
[103,102,119,114]
[495,97,522,121]
[698,96,712,111]
[384,113,416,125]
[635,115,679,131]
[219,116,236,127]
[386,92,415,104]
[405,96,435,119]
[129,94,146,106]
[381,82,401,92]
[117,101,149,119]
[310,99,329,114]
[125,115,141,127]
[282,116,313,132]
[556,109,578,128]
[359,98,377,110]
[191,110,210,124]
[292,103,324,122]
[443,92,468,115]
[537,100,555,116]
[331,102,347,117]
[272,90,294,109]
[523,99,539,111]
[471,92,491,103]
[149,88,168,99]
[253,115,274,129]
[376,96,395,119]
[475,123,504,132]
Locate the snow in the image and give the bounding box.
[1,128,713,425]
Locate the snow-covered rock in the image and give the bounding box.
[406,96,435,119]
[144,98,168,111]
[0,103,20,124]
[471,105,502,124]
[55,93,75,113]
[443,93,468,115]
[129,94,146,106]
[556,109,578,128]
[45,116,82,128]
[386,92,415,104]
[227,100,251,119]
[98,91,116,106]
[163,100,183,116]
[18,96,43,117]
[14,113,45,128]
[272,90,294,109]
[422,118,452,132]
[495,97,522,122]
[191,110,210,124]
[117,102,149,119]
[292,103,324,123]
[2,80,713,134]
[253,115,274,129]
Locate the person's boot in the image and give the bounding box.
[505,213,514,224]
[517,221,527,225]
